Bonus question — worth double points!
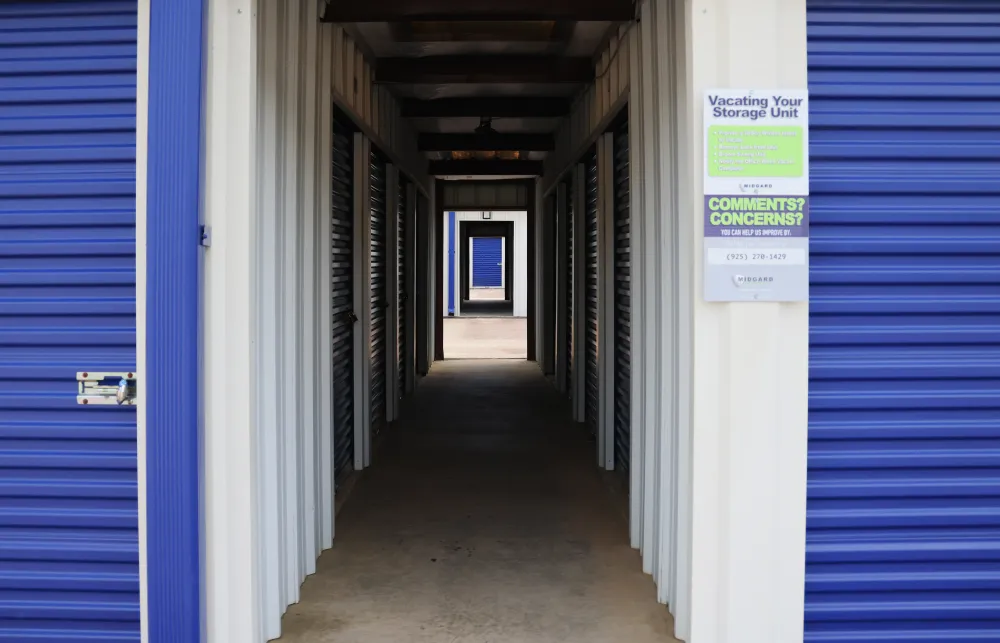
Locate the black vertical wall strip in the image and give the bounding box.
[369,149,388,438]
[584,150,599,435]
[331,116,355,481]
[397,174,407,398]
[613,118,631,476]
[565,177,574,398]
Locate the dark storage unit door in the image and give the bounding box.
[584,150,599,435]
[472,237,503,287]
[369,149,388,438]
[0,4,141,637]
[397,174,407,398]
[613,118,631,476]
[806,3,1000,641]
[564,177,575,397]
[330,115,355,481]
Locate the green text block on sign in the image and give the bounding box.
[707,125,804,178]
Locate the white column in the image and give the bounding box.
[680,0,809,641]
[202,0,259,641]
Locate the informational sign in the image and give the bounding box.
[703,89,809,302]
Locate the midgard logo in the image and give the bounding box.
[732,274,774,287]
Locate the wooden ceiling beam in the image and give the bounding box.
[401,97,570,118]
[429,160,544,176]
[321,0,634,22]
[375,56,593,84]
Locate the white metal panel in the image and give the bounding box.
[353,134,372,470]
[598,133,616,471]
[136,1,151,639]
[316,23,335,551]
[202,0,260,641]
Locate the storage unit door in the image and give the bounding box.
[397,174,406,398]
[564,177,575,398]
[0,3,141,639]
[471,237,503,287]
[584,150,599,436]
[369,149,388,438]
[807,3,1000,641]
[613,119,631,476]
[331,115,355,481]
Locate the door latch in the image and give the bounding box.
[77,372,137,406]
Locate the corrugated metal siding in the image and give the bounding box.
[613,118,631,477]
[806,3,1000,641]
[471,237,502,288]
[0,2,141,640]
[369,148,387,438]
[584,150,599,436]
[331,115,354,482]
[397,174,406,398]
[564,177,574,397]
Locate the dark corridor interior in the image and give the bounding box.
[279,360,674,643]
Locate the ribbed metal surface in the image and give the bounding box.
[806,3,1000,641]
[0,3,141,639]
[564,177,574,398]
[331,116,354,482]
[584,151,599,436]
[613,119,630,476]
[397,174,406,398]
[471,237,503,288]
[369,149,388,437]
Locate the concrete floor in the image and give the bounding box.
[444,317,527,359]
[279,360,677,643]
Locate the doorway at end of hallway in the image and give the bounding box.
[443,317,526,359]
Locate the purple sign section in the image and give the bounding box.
[704,195,809,238]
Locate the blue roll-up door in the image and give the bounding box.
[807,3,1000,641]
[471,237,502,288]
[564,177,574,398]
[613,116,631,478]
[0,2,140,639]
[369,148,388,438]
[584,149,599,436]
[331,113,355,483]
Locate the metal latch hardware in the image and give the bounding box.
[77,372,138,406]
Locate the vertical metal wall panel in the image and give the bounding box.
[0,2,141,638]
[395,176,405,397]
[564,177,575,397]
[471,237,503,287]
[613,118,631,478]
[368,148,388,439]
[330,116,355,482]
[806,3,1000,641]
[584,150,600,436]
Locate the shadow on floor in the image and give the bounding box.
[279,360,676,643]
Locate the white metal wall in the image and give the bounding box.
[446,211,528,318]
[201,1,428,642]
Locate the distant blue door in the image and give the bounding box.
[472,237,503,287]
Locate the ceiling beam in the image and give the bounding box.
[321,0,634,22]
[375,56,592,84]
[419,133,555,152]
[401,97,570,118]
[429,160,544,176]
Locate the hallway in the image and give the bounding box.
[279,360,676,643]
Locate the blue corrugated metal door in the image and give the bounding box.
[0,2,140,640]
[471,237,502,288]
[369,148,388,438]
[613,116,630,478]
[331,113,355,483]
[807,3,1000,641]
